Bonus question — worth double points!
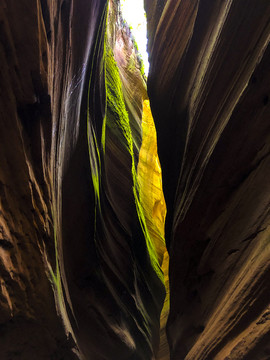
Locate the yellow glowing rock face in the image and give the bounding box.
[138,100,167,260]
[138,100,166,249]
[137,100,170,356]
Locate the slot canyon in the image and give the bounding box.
[0,0,269,359]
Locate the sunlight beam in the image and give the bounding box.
[120,0,149,76]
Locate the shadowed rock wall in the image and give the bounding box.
[1,0,269,359]
[145,0,270,359]
[0,1,77,358]
[0,0,166,359]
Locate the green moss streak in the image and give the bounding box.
[105,44,163,282]
[49,1,109,318]
[87,4,109,212]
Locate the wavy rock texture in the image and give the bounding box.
[137,100,169,360]
[0,0,166,359]
[146,0,270,359]
[2,0,269,359]
[0,1,77,358]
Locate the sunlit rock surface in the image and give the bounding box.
[146,0,270,359]
[137,100,169,360]
[0,0,166,359]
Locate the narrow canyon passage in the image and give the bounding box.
[0,1,270,360]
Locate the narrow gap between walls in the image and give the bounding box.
[118,1,170,358]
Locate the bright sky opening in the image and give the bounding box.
[120,0,149,76]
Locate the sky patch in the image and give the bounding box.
[120,0,149,76]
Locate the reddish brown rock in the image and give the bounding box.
[0,0,77,358]
[0,0,165,359]
[146,0,270,359]
[2,0,269,358]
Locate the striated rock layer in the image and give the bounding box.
[146,0,270,359]
[0,0,166,359]
[137,100,169,360]
[1,0,270,358]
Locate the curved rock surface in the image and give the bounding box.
[1,0,270,359]
[0,0,165,359]
[146,0,270,359]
